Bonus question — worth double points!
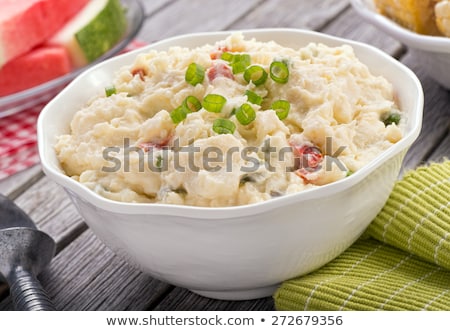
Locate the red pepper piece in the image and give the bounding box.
[291,145,323,170]
[207,62,234,82]
[210,46,229,60]
[131,67,146,81]
[138,137,171,151]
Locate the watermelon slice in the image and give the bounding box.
[0,0,89,67]
[0,45,71,96]
[49,0,127,68]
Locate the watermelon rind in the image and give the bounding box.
[75,0,127,63]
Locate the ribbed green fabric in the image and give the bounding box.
[274,161,450,311]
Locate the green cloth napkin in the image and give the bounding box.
[274,161,450,311]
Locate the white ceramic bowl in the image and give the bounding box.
[37,29,423,300]
[351,0,450,89]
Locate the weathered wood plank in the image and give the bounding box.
[399,52,450,171]
[136,0,262,42]
[321,6,404,57]
[0,172,171,310]
[154,287,275,311]
[427,130,450,163]
[48,232,172,311]
[0,231,173,311]
[230,0,349,31]
[11,176,86,246]
[140,0,175,16]
[0,164,42,197]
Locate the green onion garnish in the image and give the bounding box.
[382,112,401,126]
[170,106,187,124]
[203,94,226,113]
[243,65,268,86]
[221,52,252,74]
[156,155,163,169]
[185,63,205,86]
[213,118,236,134]
[271,100,290,120]
[182,95,202,113]
[270,60,289,84]
[244,90,263,106]
[235,103,256,125]
[105,85,116,97]
[221,52,235,62]
[231,54,251,74]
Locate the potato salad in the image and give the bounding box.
[55,33,403,207]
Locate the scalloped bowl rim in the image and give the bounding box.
[37,28,423,219]
[351,0,450,52]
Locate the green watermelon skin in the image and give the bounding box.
[0,0,89,67]
[0,45,71,96]
[75,0,127,63]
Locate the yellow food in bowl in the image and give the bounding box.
[374,0,450,37]
[436,1,450,37]
[55,33,403,207]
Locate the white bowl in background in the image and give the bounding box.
[351,0,450,89]
[37,28,423,300]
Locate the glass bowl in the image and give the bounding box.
[0,0,144,118]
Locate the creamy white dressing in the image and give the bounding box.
[55,33,403,207]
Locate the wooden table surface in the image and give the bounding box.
[0,0,449,311]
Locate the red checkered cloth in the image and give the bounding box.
[0,105,42,179]
[0,40,146,181]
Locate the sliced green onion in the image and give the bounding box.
[156,155,163,169]
[271,100,290,120]
[220,52,252,74]
[170,106,187,124]
[221,52,235,62]
[213,118,236,134]
[235,103,256,125]
[244,90,263,106]
[243,65,268,86]
[382,112,401,126]
[105,85,116,97]
[185,63,205,86]
[203,94,226,113]
[182,95,202,113]
[270,60,289,84]
[231,54,251,74]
